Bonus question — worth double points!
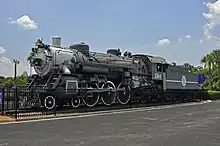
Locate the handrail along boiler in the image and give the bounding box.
[25,37,205,110]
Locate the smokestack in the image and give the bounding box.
[52,37,61,47]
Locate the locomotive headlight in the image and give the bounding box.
[32,58,43,66]
[32,47,53,76]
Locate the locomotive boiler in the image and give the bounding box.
[25,37,204,110]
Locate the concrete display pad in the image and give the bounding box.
[0,100,220,146]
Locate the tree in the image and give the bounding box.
[199,49,220,90]
[2,77,13,86]
[16,75,29,85]
[180,49,220,90]
[0,76,5,84]
[209,49,220,89]
[1,74,30,87]
[182,63,194,72]
[21,71,28,77]
[182,63,203,74]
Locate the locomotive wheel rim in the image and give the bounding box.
[44,96,55,110]
[83,83,100,107]
[116,83,131,105]
[71,96,80,108]
[101,81,116,106]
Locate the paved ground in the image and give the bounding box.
[0,101,220,146]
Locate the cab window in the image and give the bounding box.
[163,64,169,72]
[156,64,162,72]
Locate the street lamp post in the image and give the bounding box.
[13,59,19,88]
[13,59,19,120]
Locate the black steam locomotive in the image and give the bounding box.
[24,37,205,110]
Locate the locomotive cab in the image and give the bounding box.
[147,56,168,80]
[146,56,168,90]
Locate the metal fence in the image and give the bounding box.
[0,86,206,121]
[0,86,117,120]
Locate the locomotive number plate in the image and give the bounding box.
[154,73,162,80]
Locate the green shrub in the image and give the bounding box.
[207,90,220,100]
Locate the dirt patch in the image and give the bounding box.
[0,116,15,122]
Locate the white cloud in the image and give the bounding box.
[203,0,220,41]
[0,57,30,77]
[0,47,5,54]
[177,35,191,43]
[8,15,38,30]
[0,46,31,77]
[199,39,203,43]
[177,38,182,42]
[157,38,170,46]
[184,35,191,39]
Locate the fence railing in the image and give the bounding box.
[0,85,206,121]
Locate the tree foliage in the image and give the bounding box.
[199,49,220,90]
[0,71,30,87]
[182,49,220,90]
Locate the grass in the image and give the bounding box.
[206,90,220,100]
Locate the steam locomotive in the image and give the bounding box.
[24,37,205,110]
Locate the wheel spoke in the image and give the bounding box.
[117,83,131,105]
[44,95,55,110]
[71,96,80,108]
[101,81,116,106]
[82,83,100,107]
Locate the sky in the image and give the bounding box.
[0,0,220,76]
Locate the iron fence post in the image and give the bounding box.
[15,87,18,120]
[6,87,9,110]
[13,59,19,120]
[54,96,57,116]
